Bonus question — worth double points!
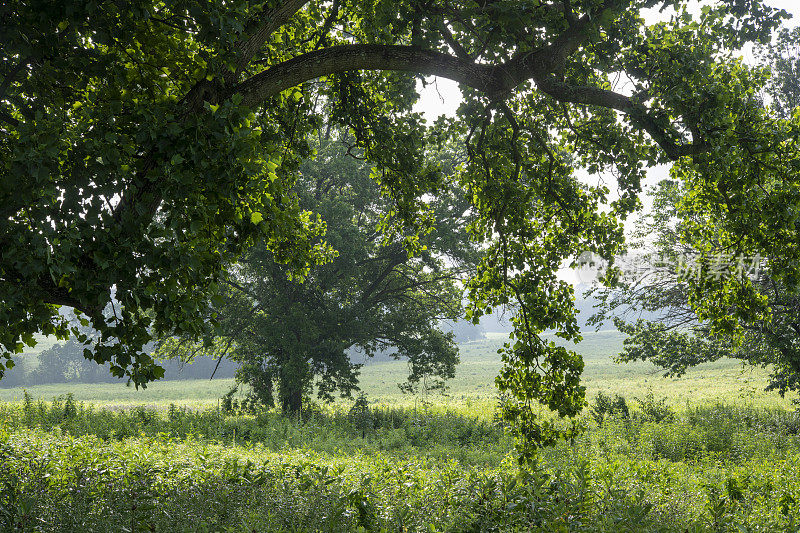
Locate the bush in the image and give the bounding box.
[3,396,800,531]
[635,391,675,423]
[591,392,630,426]
[221,386,263,416]
[349,393,373,437]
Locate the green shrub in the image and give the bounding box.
[591,391,630,426]
[635,391,675,423]
[3,396,800,532]
[349,393,373,438]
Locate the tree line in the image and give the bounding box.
[0,340,238,388]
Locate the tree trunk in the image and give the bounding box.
[278,354,305,415]
[280,383,303,414]
[251,368,274,408]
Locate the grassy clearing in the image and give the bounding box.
[2,330,787,410]
[356,331,790,409]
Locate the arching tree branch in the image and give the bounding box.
[224,0,311,85]
[235,44,502,103]
[235,44,708,161]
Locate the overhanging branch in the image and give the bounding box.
[111,0,706,268]
[225,0,311,85]
[235,43,709,161]
[235,44,502,106]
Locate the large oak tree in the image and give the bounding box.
[162,136,474,413]
[1,0,795,458]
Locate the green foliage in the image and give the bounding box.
[597,24,800,393]
[1,0,330,386]
[30,340,116,385]
[3,395,800,531]
[2,0,798,456]
[349,393,373,437]
[595,174,800,400]
[589,391,674,427]
[221,386,262,416]
[163,136,473,413]
[1,394,512,464]
[590,392,630,426]
[635,391,676,424]
[760,26,800,119]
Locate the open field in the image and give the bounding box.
[0,377,237,408]
[359,331,787,407]
[2,330,789,411]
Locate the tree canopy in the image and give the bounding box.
[1,0,796,458]
[590,24,800,401]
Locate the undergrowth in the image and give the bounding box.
[2,393,800,531]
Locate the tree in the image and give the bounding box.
[2,0,795,458]
[30,339,119,385]
[445,320,486,344]
[761,26,800,118]
[592,25,800,400]
[592,178,800,399]
[163,136,474,413]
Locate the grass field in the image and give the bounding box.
[354,330,788,409]
[0,376,237,408]
[0,330,789,410]
[2,330,800,531]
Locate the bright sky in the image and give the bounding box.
[412,1,800,286]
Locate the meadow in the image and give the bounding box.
[2,331,799,531]
[0,331,785,408]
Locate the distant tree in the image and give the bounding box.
[157,355,239,381]
[593,177,800,397]
[1,337,239,387]
[161,137,477,412]
[445,320,485,344]
[761,27,800,119]
[0,358,25,388]
[29,339,118,385]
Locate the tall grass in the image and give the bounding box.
[3,393,800,531]
[0,393,513,466]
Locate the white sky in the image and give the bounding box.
[412,1,800,286]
